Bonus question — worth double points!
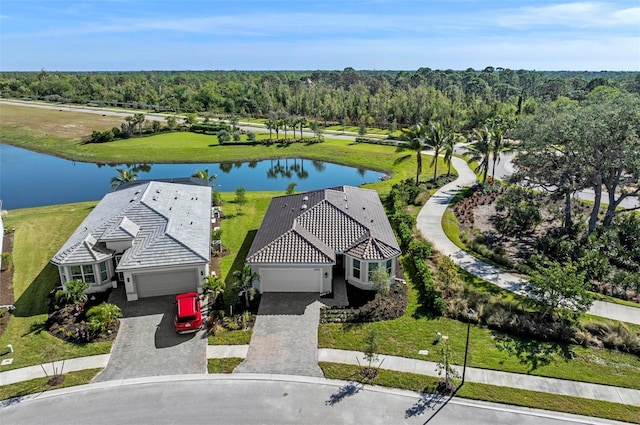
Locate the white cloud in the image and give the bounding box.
[497,2,640,29]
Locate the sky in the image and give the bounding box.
[1,0,639,71]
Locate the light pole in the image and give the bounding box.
[461,307,475,385]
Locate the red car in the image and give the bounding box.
[174,292,203,334]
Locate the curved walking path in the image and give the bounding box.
[417,156,640,325]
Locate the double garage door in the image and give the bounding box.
[134,269,198,298]
[258,268,322,292]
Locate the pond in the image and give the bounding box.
[0,143,386,210]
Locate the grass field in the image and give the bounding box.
[0,203,112,371]
[318,271,640,390]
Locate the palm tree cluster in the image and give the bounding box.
[397,120,466,185]
[466,117,513,186]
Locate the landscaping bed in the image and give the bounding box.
[45,290,118,344]
[0,229,15,336]
[321,282,408,323]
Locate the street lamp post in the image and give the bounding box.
[461,307,475,385]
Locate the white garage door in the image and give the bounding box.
[135,269,197,298]
[259,268,322,292]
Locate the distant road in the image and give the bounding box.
[0,99,365,142]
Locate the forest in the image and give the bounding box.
[1,68,639,131]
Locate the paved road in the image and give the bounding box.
[1,375,630,425]
[417,156,640,325]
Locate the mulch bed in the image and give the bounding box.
[0,230,16,336]
[46,291,118,343]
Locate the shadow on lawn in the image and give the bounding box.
[14,263,59,317]
[224,229,258,293]
[494,333,575,372]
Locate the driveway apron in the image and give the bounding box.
[93,287,207,382]
[234,293,323,377]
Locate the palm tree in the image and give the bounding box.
[487,117,512,181]
[425,121,450,182]
[298,116,307,140]
[110,167,138,189]
[265,112,277,141]
[397,123,427,184]
[233,264,260,309]
[202,274,226,306]
[192,168,218,187]
[443,132,466,176]
[467,125,493,186]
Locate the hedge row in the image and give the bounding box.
[387,179,445,315]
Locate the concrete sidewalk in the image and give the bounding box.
[317,349,640,407]
[206,345,640,407]
[417,156,640,325]
[0,354,110,386]
[3,346,639,408]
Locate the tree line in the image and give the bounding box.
[1,68,638,131]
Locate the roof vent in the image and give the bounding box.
[156,189,161,194]
[175,196,178,200]
[303,196,308,201]
[363,206,366,210]
[152,196,158,201]
[135,190,141,195]
[301,204,307,210]
[345,204,348,209]
[344,196,348,201]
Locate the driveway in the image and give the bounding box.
[93,287,207,382]
[234,293,324,377]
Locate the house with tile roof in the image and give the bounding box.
[51,180,211,301]
[246,186,401,293]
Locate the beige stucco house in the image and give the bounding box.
[246,186,401,294]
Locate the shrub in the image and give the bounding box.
[86,303,122,333]
[584,321,640,354]
[55,279,89,306]
[408,240,432,260]
[0,252,12,271]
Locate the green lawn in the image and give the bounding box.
[319,363,640,424]
[0,203,112,371]
[318,273,640,390]
[208,329,252,345]
[207,358,244,373]
[0,368,101,401]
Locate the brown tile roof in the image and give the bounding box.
[247,186,400,264]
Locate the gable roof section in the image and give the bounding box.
[52,181,210,268]
[247,186,400,264]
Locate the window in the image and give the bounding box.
[70,266,83,281]
[368,262,378,281]
[352,259,361,279]
[386,259,393,275]
[82,265,96,283]
[69,264,96,284]
[99,261,108,282]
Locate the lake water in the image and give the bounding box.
[0,143,385,210]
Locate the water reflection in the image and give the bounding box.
[0,143,385,210]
